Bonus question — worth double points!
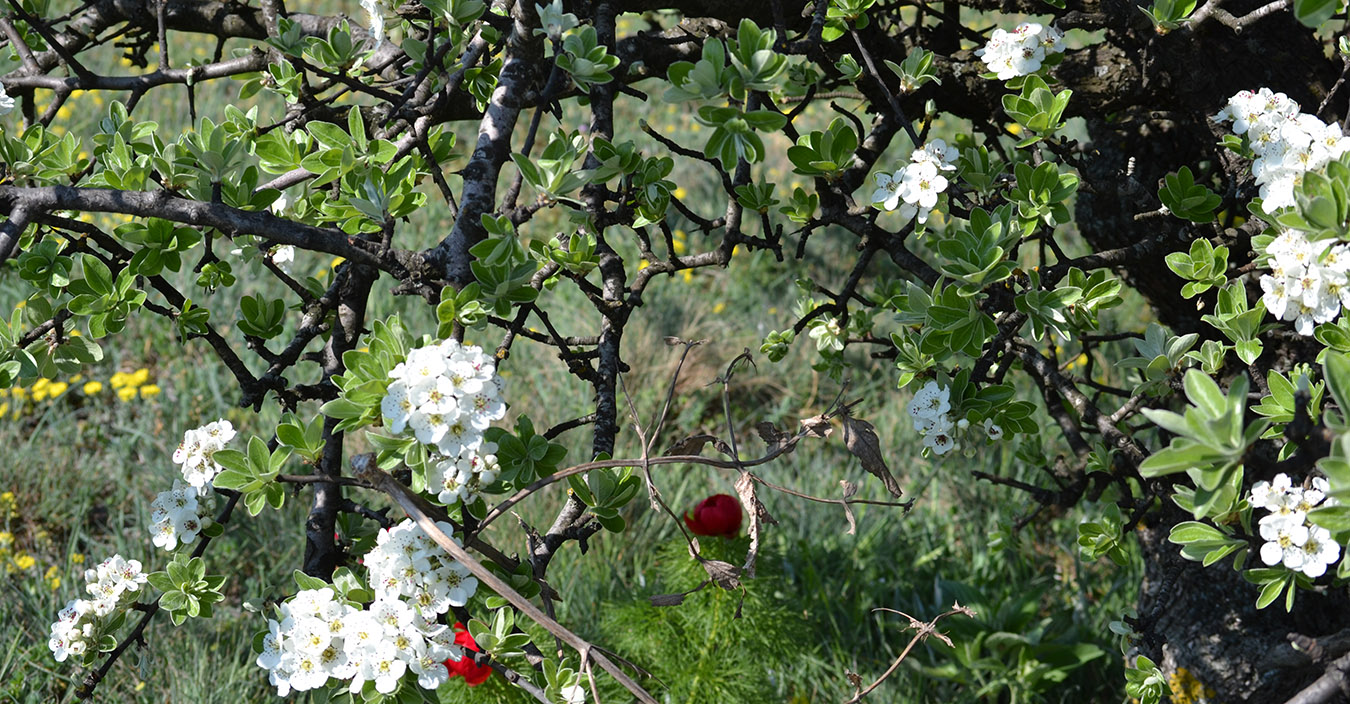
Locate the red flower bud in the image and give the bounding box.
[684,494,742,537]
[445,621,493,686]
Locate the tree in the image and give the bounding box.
[7,0,1350,701]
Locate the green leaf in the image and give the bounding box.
[1168,521,1226,545]
[1326,351,1350,414]
[1294,0,1341,27]
[293,569,329,591]
[1255,573,1288,609]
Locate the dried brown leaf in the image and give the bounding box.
[701,559,741,590]
[664,433,717,456]
[734,472,775,578]
[841,412,903,498]
[714,439,735,457]
[648,592,687,607]
[800,413,833,439]
[840,480,859,535]
[755,421,796,454]
[648,579,713,607]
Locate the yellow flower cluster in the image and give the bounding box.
[1168,667,1218,704]
[0,527,36,576]
[110,368,160,401]
[1,367,160,417]
[0,492,68,589]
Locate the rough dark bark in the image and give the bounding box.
[1137,506,1350,702]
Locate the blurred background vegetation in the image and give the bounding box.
[0,10,1153,704]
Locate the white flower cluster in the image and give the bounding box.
[1216,88,1350,214]
[871,139,958,224]
[1251,473,1341,578]
[907,381,957,455]
[150,480,205,551]
[364,519,479,617]
[907,381,1005,456]
[1259,229,1350,335]
[975,22,1065,80]
[173,419,236,496]
[382,340,507,504]
[256,586,460,696]
[48,555,148,662]
[430,450,501,506]
[0,83,14,116]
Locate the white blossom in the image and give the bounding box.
[255,582,459,697]
[173,420,236,496]
[49,554,147,664]
[975,23,1065,80]
[1218,88,1350,216]
[872,142,958,223]
[1248,473,1343,579]
[1298,525,1341,577]
[1259,514,1309,571]
[381,340,507,465]
[150,480,203,551]
[908,381,957,456]
[364,519,479,617]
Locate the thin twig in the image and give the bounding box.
[842,603,975,704]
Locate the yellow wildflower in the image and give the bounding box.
[128,368,150,386]
[139,384,161,399]
[712,302,727,314]
[117,386,137,402]
[110,372,132,388]
[680,270,693,283]
[70,552,84,564]
[0,532,12,548]
[83,381,103,395]
[673,186,688,200]
[12,553,35,571]
[47,381,68,398]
